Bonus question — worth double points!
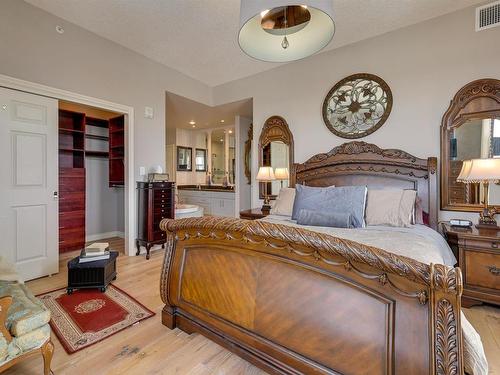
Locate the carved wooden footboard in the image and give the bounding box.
[159,217,464,375]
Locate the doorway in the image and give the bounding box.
[58,101,126,253]
[0,74,135,281]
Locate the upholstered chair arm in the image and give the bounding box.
[0,296,12,343]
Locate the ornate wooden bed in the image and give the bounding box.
[159,141,463,375]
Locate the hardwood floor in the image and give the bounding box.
[4,237,499,374]
[4,238,264,375]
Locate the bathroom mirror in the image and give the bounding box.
[177,146,192,171]
[259,116,294,199]
[211,129,226,184]
[228,129,236,184]
[441,78,500,212]
[195,148,207,172]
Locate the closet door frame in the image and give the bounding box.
[0,73,136,257]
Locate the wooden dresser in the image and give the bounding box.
[442,222,500,307]
[136,181,175,259]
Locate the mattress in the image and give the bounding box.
[260,214,488,375]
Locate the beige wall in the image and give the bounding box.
[4,1,500,223]
[212,5,500,222]
[0,0,211,180]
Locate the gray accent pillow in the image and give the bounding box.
[292,184,367,228]
[297,209,353,228]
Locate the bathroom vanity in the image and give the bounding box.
[178,185,235,217]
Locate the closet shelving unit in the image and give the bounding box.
[58,110,125,253]
[85,116,110,158]
[58,110,86,252]
[108,116,125,187]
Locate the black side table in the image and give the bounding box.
[67,251,119,294]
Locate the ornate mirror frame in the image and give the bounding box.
[244,124,253,185]
[258,116,294,200]
[440,78,500,212]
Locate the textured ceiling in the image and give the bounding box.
[25,0,484,86]
[166,92,252,130]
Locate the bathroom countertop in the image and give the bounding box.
[177,185,235,193]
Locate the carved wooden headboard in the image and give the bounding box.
[290,141,438,229]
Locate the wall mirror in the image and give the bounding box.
[441,78,500,212]
[259,116,294,199]
[211,129,226,184]
[177,146,192,171]
[195,148,207,172]
[228,130,236,184]
[244,124,253,184]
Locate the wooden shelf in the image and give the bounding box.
[85,134,109,141]
[109,116,125,187]
[86,116,109,128]
[85,150,109,158]
[58,109,86,253]
[59,128,84,134]
[59,148,84,153]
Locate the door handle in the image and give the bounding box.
[53,191,59,200]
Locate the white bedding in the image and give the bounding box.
[260,215,488,375]
[262,214,457,266]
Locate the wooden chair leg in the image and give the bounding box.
[41,339,54,375]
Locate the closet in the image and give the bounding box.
[58,102,125,253]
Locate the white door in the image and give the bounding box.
[0,87,59,281]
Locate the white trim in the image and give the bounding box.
[86,231,125,242]
[0,73,136,257]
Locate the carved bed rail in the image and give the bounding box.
[159,217,463,375]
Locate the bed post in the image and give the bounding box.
[160,232,177,329]
[430,264,464,375]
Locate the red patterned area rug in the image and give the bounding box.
[38,284,155,354]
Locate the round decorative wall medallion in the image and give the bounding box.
[322,73,393,139]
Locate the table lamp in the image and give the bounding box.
[256,166,275,211]
[274,167,289,188]
[457,158,500,229]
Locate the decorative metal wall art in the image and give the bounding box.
[322,73,393,139]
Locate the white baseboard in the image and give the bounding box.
[86,231,125,242]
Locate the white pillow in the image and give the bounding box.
[365,189,417,227]
[270,188,296,217]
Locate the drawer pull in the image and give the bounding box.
[492,242,498,249]
[488,266,500,275]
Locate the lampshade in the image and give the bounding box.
[239,0,335,62]
[274,167,289,180]
[457,158,500,183]
[456,160,473,182]
[256,166,276,181]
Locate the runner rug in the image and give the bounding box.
[38,284,155,354]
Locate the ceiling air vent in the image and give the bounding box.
[476,1,500,31]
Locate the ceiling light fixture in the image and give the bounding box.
[239,1,335,62]
[229,130,233,134]
[189,120,196,125]
[220,119,225,123]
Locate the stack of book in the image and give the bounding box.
[79,242,110,263]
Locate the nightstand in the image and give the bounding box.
[239,208,270,220]
[441,222,500,307]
